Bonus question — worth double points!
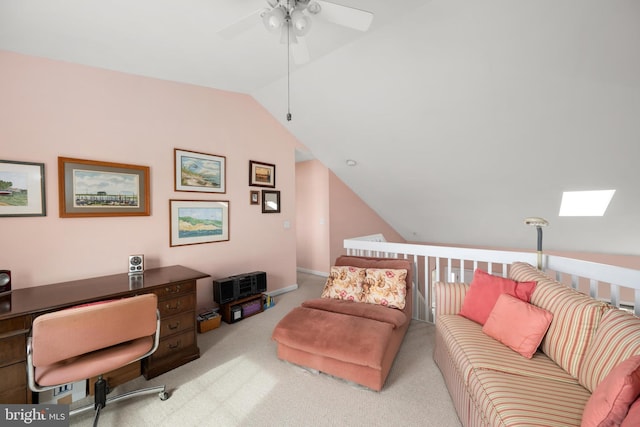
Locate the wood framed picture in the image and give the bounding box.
[249,160,276,188]
[170,199,229,247]
[262,190,280,213]
[175,149,226,193]
[58,157,150,218]
[250,190,260,205]
[0,160,46,217]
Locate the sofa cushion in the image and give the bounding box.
[302,297,407,328]
[469,368,591,427]
[272,306,393,369]
[579,308,640,392]
[482,293,553,359]
[437,314,580,386]
[320,266,366,302]
[581,355,640,427]
[508,262,610,378]
[459,269,536,325]
[362,268,407,309]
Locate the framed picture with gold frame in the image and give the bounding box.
[58,157,150,218]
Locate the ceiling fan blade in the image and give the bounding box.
[292,36,310,65]
[217,8,263,39]
[316,1,374,32]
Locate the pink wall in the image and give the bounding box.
[328,170,406,267]
[296,161,405,275]
[295,160,330,274]
[0,51,298,310]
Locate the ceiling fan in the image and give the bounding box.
[218,0,374,65]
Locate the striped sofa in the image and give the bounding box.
[433,262,640,426]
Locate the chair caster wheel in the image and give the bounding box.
[159,391,170,401]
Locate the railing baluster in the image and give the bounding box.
[590,279,598,300]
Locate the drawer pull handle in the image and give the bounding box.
[165,285,181,293]
[168,321,180,330]
[168,340,181,350]
[165,301,181,311]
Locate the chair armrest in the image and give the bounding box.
[433,282,470,318]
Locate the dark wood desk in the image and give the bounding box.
[0,265,209,404]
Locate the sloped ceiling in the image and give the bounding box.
[1,0,639,255]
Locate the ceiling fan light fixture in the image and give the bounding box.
[262,7,286,33]
[307,1,321,15]
[291,10,312,36]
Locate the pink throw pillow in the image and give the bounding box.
[459,269,536,325]
[482,293,553,359]
[621,398,640,427]
[581,355,640,427]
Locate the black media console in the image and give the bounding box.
[213,271,267,323]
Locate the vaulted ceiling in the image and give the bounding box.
[2,0,639,255]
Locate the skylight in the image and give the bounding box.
[559,190,616,216]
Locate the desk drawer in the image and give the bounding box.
[0,334,26,366]
[160,311,195,338]
[150,330,195,361]
[0,362,27,403]
[0,316,29,335]
[158,294,195,318]
[153,280,195,299]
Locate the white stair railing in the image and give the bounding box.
[344,236,640,321]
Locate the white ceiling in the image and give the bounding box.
[2,0,640,256]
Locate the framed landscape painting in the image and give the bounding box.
[175,149,226,193]
[170,200,229,247]
[0,160,46,217]
[249,160,276,188]
[58,157,150,218]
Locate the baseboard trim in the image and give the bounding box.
[296,267,329,277]
[265,284,299,297]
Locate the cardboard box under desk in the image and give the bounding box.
[197,314,221,333]
[89,361,141,395]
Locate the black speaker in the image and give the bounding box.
[213,277,236,305]
[250,271,267,293]
[0,270,10,294]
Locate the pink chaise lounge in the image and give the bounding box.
[272,255,413,391]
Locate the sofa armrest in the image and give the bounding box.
[434,282,469,318]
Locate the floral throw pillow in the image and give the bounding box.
[321,266,366,302]
[362,268,407,309]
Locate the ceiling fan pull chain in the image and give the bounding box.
[286,16,292,122]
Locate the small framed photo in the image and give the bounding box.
[170,199,229,247]
[0,160,46,217]
[262,190,280,213]
[58,157,150,218]
[249,160,276,188]
[250,190,260,205]
[175,149,226,193]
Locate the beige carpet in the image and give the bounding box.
[71,272,461,426]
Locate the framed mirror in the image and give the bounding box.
[261,190,280,213]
